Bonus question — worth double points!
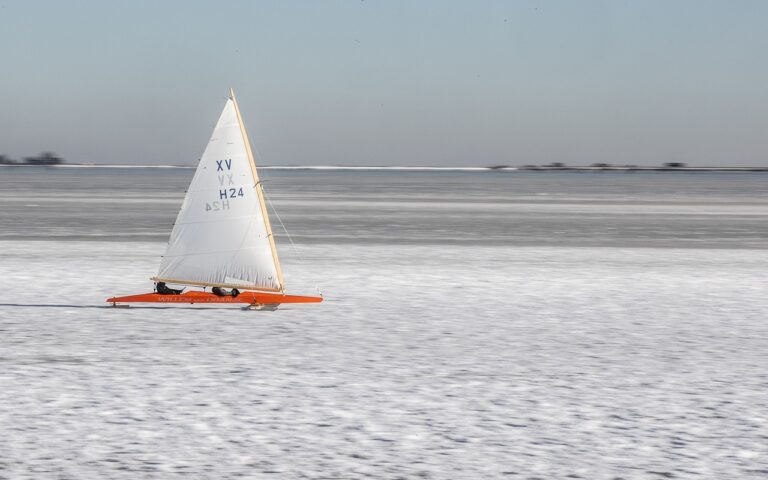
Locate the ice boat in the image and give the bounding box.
[108,89,322,310]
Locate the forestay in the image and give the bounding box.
[153,92,283,292]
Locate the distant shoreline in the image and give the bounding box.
[1,163,767,172]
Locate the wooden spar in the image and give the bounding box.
[229,88,286,292]
[150,276,281,292]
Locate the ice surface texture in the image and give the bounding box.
[2,168,768,249]
[1,242,767,478]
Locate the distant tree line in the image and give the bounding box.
[518,162,688,169]
[0,152,64,165]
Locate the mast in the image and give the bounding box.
[229,88,285,292]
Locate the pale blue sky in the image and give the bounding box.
[1,0,766,166]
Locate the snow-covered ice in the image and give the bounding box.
[1,241,767,479]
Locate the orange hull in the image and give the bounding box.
[107,290,323,306]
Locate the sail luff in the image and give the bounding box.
[229,88,286,291]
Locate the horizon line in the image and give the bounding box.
[2,163,768,172]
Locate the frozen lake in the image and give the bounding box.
[1,168,767,478]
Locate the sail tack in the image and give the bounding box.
[154,94,282,291]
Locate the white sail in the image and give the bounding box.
[153,90,284,292]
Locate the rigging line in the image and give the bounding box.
[264,192,303,264]
[264,190,323,297]
[250,128,321,296]
[251,145,285,291]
